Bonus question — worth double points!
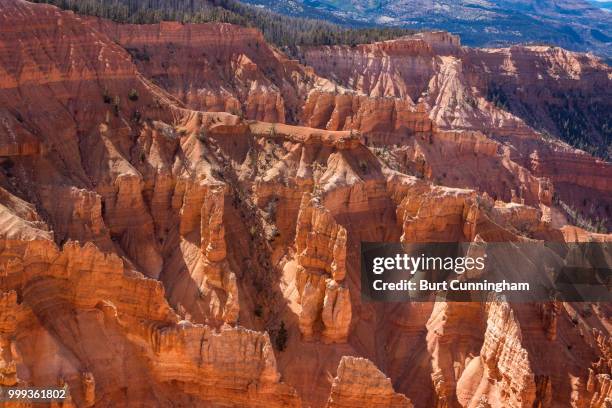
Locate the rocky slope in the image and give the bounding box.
[298,32,611,221]
[95,23,612,217]
[0,1,610,407]
[90,18,317,124]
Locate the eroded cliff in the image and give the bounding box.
[0,1,610,407]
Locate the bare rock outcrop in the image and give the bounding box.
[0,236,298,407]
[93,19,315,124]
[300,34,611,229]
[326,356,413,408]
[0,1,610,407]
[455,299,536,408]
[294,194,351,343]
[302,37,437,101]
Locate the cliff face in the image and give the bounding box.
[0,2,298,406]
[0,239,298,407]
[294,193,351,343]
[464,45,612,157]
[299,34,612,226]
[0,1,610,407]
[91,18,316,124]
[326,356,413,408]
[90,19,612,224]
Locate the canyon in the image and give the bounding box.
[0,1,611,407]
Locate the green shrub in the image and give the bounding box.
[358,160,368,173]
[254,304,263,318]
[275,321,288,351]
[128,89,139,101]
[112,96,121,116]
[196,127,207,142]
[102,88,112,104]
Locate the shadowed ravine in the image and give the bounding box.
[0,1,610,407]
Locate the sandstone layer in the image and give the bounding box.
[0,1,610,407]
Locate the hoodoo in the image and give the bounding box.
[0,0,610,407]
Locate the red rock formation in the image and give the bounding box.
[479,299,537,407]
[301,37,439,101]
[326,356,413,408]
[0,1,610,407]
[92,18,315,123]
[0,233,298,406]
[299,34,612,228]
[294,194,351,343]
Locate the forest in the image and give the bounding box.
[30,0,414,52]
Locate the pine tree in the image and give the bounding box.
[30,0,415,53]
[275,321,288,351]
